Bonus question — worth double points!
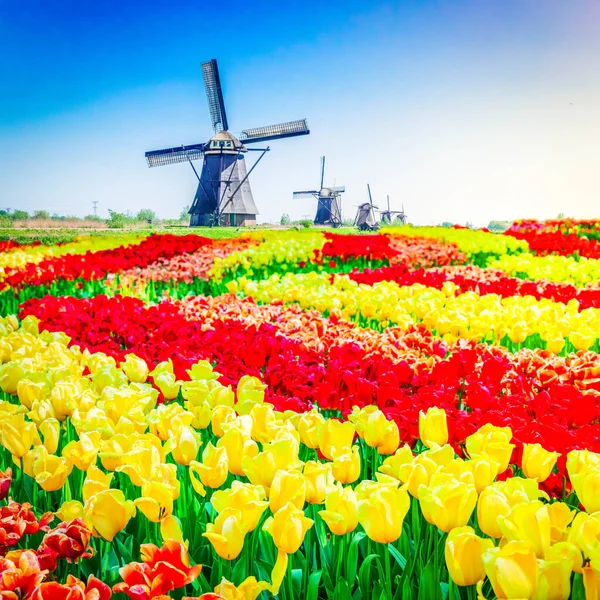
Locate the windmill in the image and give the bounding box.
[354,184,379,231]
[145,59,310,227]
[292,156,344,227]
[381,196,407,224]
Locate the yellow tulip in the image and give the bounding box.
[39,418,60,455]
[120,354,149,383]
[0,363,26,394]
[296,409,324,449]
[62,431,102,472]
[466,456,499,494]
[445,526,493,586]
[84,488,136,541]
[263,502,314,554]
[378,444,414,481]
[33,450,72,492]
[397,453,439,498]
[211,481,268,532]
[477,485,511,539]
[533,558,572,600]
[203,507,247,560]
[358,484,409,543]
[2,414,40,458]
[269,469,306,513]
[318,419,355,461]
[235,375,266,415]
[149,359,173,378]
[211,405,237,437]
[547,502,575,544]
[16,378,47,410]
[170,425,201,466]
[153,372,181,400]
[318,483,359,536]
[482,541,538,600]
[250,404,278,444]
[358,407,400,455]
[583,566,600,600]
[567,512,600,561]
[82,465,113,503]
[213,576,270,600]
[218,427,259,476]
[134,481,174,522]
[498,500,551,558]
[56,499,85,522]
[332,446,360,484]
[303,461,333,504]
[160,514,185,545]
[419,480,477,533]
[466,423,515,473]
[418,407,448,448]
[190,443,228,489]
[571,465,600,513]
[567,449,600,478]
[522,443,560,482]
[92,365,128,393]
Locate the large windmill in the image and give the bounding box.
[145,59,310,226]
[292,156,344,227]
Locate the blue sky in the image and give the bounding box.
[1,0,599,225]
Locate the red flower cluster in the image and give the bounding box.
[30,575,111,600]
[347,264,600,309]
[317,233,400,263]
[113,540,201,600]
[0,501,53,556]
[4,234,213,289]
[0,240,27,253]
[506,231,600,259]
[508,218,600,235]
[38,519,94,564]
[0,468,12,500]
[19,293,600,497]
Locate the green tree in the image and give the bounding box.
[12,210,29,220]
[441,221,453,228]
[180,205,191,220]
[136,208,157,223]
[280,213,291,226]
[33,210,50,219]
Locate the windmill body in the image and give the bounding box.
[145,59,309,226]
[293,157,344,227]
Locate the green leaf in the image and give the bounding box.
[358,554,383,599]
[292,568,303,597]
[387,544,407,570]
[232,557,248,582]
[306,570,322,600]
[334,578,354,600]
[417,562,440,600]
[347,532,366,584]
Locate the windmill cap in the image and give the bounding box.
[206,130,246,154]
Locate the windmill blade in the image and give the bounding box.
[320,156,325,189]
[331,186,345,193]
[239,119,309,144]
[293,191,318,198]
[201,59,229,133]
[145,143,207,167]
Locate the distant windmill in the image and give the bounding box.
[354,184,379,231]
[292,156,344,227]
[145,59,310,227]
[380,195,407,224]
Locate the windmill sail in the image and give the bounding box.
[240,119,309,144]
[201,59,229,133]
[145,143,207,167]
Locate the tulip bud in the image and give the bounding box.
[218,428,259,477]
[303,461,333,505]
[84,489,135,541]
[39,418,60,455]
[269,469,306,513]
[319,483,358,536]
[482,541,538,600]
[445,526,493,586]
[522,443,560,482]
[263,502,313,554]
[203,508,247,560]
[570,465,600,513]
[296,410,324,449]
[121,354,149,383]
[318,420,355,461]
[332,446,360,484]
[419,480,477,533]
[154,372,181,400]
[419,407,448,448]
[466,423,515,473]
[190,443,228,489]
[547,502,575,544]
[171,426,201,466]
[358,485,410,543]
[235,375,266,415]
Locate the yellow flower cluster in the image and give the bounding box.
[489,252,600,287]
[210,231,324,281]
[383,225,528,256]
[235,272,600,351]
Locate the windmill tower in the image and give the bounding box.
[293,156,344,227]
[354,184,379,231]
[381,195,407,224]
[145,59,310,226]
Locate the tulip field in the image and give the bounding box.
[3,219,600,600]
